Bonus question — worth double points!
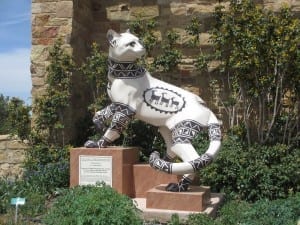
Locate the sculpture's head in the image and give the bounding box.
[107,29,146,62]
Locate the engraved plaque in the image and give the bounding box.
[79,155,112,186]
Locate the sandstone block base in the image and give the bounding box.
[133,164,179,198]
[134,193,224,222]
[146,184,210,211]
[70,147,139,197]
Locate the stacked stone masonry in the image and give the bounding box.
[31,0,300,142]
[0,135,28,178]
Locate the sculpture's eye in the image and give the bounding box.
[128,41,136,47]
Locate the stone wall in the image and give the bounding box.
[30,0,300,142]
[0,135,28,178]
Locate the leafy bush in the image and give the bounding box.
[203,1,300,145]
[0,95,31,140]
[217,193,300,225]
[0,94,10,134]
[181,193,300,225]
[0,177,17,214]
[80,43,108,113]
[241,193,300,225]
[185,213,215,225]
[153,30,182,73]
[33,39,73,146]
[23,144,70,193]
[215,200,251,225]
[21,39,73,195]
[24,160,69,193]
[6,98,31,140]
[43,184,142,225]
[198,136,300,201]
[0,177,46,217]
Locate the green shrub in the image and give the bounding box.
[242,193,300,225]
[185,213,215,225]
[24,160,69,193]
[0,95,31,140]
[6,97,31,140]
[0,177,46,217]
[153,30,182,73]
[43,184,142,225]
[216,200,251,225]
[79,42,108,113]
[33,39,73,147]
[23,144,70,193]
[217,193,300,225]
[0,94,10,134]
[198,136,300,201]
[0,177,17,214]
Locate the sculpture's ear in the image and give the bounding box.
[107,29,120,47]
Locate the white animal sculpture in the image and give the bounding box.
[84,29,222,192]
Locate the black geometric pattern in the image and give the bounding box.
[109,102,136,134]
[83,137,111,148]
[208,123,222,141]
[108,58,146,79]
[93,105,115,131]
[189,153,213,172]
[149,151,172,174]
[97,137,112,148]
[171,120,203,144]
[165,176,192,192]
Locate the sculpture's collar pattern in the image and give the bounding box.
[108,58,146,79]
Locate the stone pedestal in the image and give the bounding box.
[146,184,210,211]
[70,147,139,197]
[70,147,224,221]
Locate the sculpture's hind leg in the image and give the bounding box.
[149,119,221,191]
[158,126,176,161]
[166,144,199,192]
[151,120,204,192]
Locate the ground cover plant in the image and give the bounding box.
[43,184,142,225]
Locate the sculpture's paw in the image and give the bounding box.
[149,151,160,167]
[84,138,111,148]
[84,140,99,148]
[165,183,180,192]
[149,151,160,165]
[165,182,188,192]
[97,139,109,148]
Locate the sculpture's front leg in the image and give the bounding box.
[84,104,115,148]
[93,105,115,131]
[85,103,136,148]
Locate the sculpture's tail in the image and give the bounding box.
[149,151,213,175]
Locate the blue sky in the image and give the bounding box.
[0,0,31,104]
